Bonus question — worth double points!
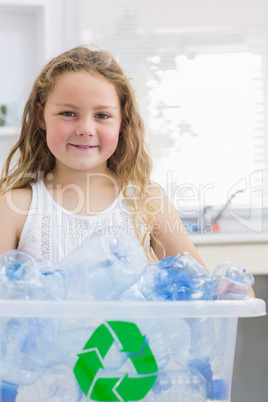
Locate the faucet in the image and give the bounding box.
[202,189,245,233]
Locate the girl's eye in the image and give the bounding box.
[95,113,109,120]
[61,111,76,117]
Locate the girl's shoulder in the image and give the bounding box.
[0,187,32,251]
[145,182,170,212]
[0,186,32,213]
[139,182,170,226]
[146,182,165,196]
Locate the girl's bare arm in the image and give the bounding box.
[147,185,205,266]
[0,189,31,254]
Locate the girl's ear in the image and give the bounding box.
[36,102,46,130]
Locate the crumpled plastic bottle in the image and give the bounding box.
[0,250,39,300]
[213,261,254,300]
[57,230,148,301]
[0,315,62,385]
[0,250,65,301]
[136,320,171,370]
[15,366,81,402]
[138,252,217,301]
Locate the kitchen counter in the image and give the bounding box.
[190,232,268,275]
[190,231,268,245]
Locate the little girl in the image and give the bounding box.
[0,45,204,266]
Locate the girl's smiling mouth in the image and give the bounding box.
[69,144,99,150]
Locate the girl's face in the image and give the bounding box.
[37,71,122,176]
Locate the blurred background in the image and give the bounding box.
[0,1,267,400]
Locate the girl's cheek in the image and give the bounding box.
[50,122,70,141]
[105,127,120,144]
[46,125,66,150]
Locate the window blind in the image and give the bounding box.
[79,0,268,212]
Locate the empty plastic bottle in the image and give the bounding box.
[155,317,223,379]
[0,251,38,300]
[184,317,226,378]
[129,320,170,371]
[140,253,217,301]
[119,282,146,301]
[0,250,65,301]
[15,366,81,402]
[213,261,254,300]
[57,230,148,301]
[145,369,229,402]
[151,369,171,394]
[0,316,62,386]
[49,324,96,368]
[162,318,191,368]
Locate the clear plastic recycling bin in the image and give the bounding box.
[0,298,266,402]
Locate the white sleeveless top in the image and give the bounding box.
[17,180,150,265]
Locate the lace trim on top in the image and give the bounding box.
[41,215,51,260]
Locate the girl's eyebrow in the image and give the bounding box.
[55,103,118,110]
[55,103,79,109]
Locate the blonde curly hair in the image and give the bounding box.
[0,45,161,260]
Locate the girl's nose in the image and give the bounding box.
[75,117,96,136]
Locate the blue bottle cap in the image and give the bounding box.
[188,357,213,381]
[0,380,18,402]
[206,378,229,400]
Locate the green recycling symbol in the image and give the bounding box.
[73,321,158,401]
